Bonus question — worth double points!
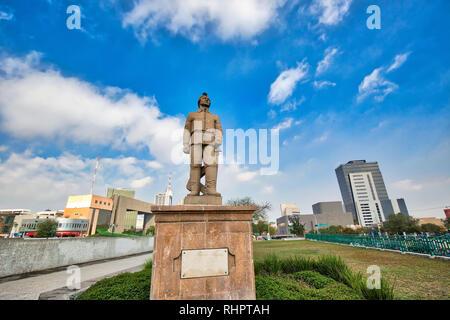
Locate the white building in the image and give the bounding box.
[9,210,64,237]
[154,175,173,206]
[348,172,385,227]
[35,210,64,218]
[0,209,31,215]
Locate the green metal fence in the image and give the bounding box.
[305,233,450,257]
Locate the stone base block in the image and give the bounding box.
[149,205,257,300]
[184,195,222,205]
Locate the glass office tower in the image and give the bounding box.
[335,160,390,225]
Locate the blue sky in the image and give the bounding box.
[0,0,448,221]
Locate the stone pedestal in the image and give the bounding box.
[150,205,257,300]
[184,195,222,205]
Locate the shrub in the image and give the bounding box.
[312,255,354,287]
[255,275,363,300]
[280,256,315,274]
[292,271,335,289]
[77,261,152,300]
[261,253,281,274]
[254,254,395,300]
[357,275,395,300]
[255,254,315,275]
[77,254,394,300]
[255,276,305,300]
[317,282,363,300]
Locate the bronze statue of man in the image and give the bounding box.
[183,93,223,199]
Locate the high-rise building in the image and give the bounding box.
[280,204,300,216]
[312,201,346,215]
[348,172,385,226]
[380,198,410,217]
[155,175,173,206]
[335,160,390,227]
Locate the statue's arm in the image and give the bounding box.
[215,116,223,146]
[183,114,191,154]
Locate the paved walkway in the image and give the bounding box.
[0,253,152,300]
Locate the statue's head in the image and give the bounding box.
[198,92,211,109]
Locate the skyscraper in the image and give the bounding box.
[154,174,173,206]
[335,160,389,227]
[380,198,410,217]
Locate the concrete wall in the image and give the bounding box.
[0,236,153,278]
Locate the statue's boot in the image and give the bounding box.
[186,166,206,194]
[205,165,221,197]
[188,166,201,196]
[199,166,207,194]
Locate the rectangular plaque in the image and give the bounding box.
[181,248,229,279]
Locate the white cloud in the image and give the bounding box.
[273,117,293,130]
[313,80,336,89]
[237,171,259,182]
[130,176,153,188]
[309,0,352,26]
[268,60,309,105]
[261,185,274,194]
[122,0,287,43]
[0,145,8,152]
[313,132,329,143]
[0,11,13,21]
[0,151,160,211]
[0,52,183,164]
[316,47,338,75]
[357,52,411,103]
[147,161,163,169]
[357,67,398,103]
[392,179,423,191]
[387,52,411,73]
[280,96,306,112]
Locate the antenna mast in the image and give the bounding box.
[90,153,100,195]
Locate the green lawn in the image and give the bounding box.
[253,240,450,300]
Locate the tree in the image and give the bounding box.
[252,220,277,235]
[290,216,305,237]
[226,197,271,222]
[381,213,420,234]
[145,226,155,236]
[445,218,450,230]
[36,219,58,238]
[420,223,443,234]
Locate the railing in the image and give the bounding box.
[305,233,450,257]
